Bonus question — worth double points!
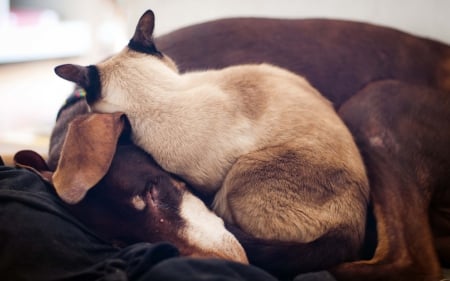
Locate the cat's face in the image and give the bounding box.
[54,10,177,113]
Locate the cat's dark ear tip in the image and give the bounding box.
[54,64,67,77]
[139,9,155,26]
[129,9,158,52]
[143,9,155,17]
[54,64,77,79]
[54,64,66,75]
[54,64,62,72]
[53,64,92,88]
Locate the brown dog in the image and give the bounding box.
[46,15,449,281]
[16,98,248,263]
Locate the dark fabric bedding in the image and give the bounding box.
[0,164,335,281]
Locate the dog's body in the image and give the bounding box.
[154,18,450,108]
[55,10,370,278]
[331,80,450,281]
[47,13,450,280]
[149,18,450,280]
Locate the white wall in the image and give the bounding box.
[120,0,450,45]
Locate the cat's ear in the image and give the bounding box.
[54,64,90,89]
[55,64,101,104]
[128,10,160,55]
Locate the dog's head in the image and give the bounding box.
[14,112,247,263]
[53,10,176,114]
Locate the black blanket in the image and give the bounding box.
[0,164,335,281]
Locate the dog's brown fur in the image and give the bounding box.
[155,18,450,108]
[152,17,450,280]
[55,10,370,278]
[46,14,450,280]
[330,80,450,281]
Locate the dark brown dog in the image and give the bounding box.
[16,98,248,263]
[44,18,450,280]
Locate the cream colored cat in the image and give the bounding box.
[55,9,369,272]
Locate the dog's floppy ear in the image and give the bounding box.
[14,150,53,182]
[53,112,125,204]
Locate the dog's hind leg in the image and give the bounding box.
[330,151,442,281]
[331,80,449,281]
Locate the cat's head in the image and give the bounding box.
[54,10,177,113]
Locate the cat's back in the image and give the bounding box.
[184,63,356,155]
[213,64,364,170]
[197,63,330,121]
[218,63,316,96]
[211,63,344,135]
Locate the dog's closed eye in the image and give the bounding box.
[131,195,147,211]
[130,180,155,211]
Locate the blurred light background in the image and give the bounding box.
[1,0,449,157]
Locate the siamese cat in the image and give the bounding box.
[55,10,369,276]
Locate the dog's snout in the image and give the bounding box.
[177,192,248,264]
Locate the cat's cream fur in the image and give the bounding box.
[55,10,369,248]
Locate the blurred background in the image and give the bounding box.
[1,0,450,157]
